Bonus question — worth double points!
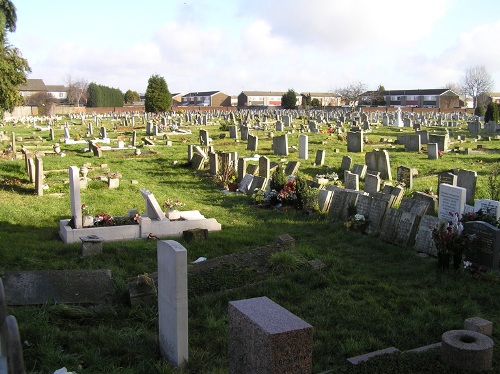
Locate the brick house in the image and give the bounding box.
[361,88,460,109]
[181,91,231,107]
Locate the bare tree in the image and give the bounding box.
[460,66,494,108]
[334,82,366,108]
[65,75,88,106]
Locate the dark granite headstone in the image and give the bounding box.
[464,221,500,270]
[228,296,313,374]
[397,166,413,189]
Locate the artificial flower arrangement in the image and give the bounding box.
[344,213,367,231]
[79,203,140,227]
[162,198,186,211]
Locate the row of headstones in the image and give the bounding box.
[157,239,313,372]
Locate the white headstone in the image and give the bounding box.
[298,134,308,160]
[69,166,82,228]
[438,183,466,221]
[157,240,188,367]
[474,199,500,220]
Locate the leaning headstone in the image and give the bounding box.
[438,183,466,221]
[69,166,83,229]
[285,161,300,177]
[27,155,35,183]
[140,189,166,220]
[413,191,438,215]
[414,215,440,255]
[351,164,367,180]
[248,176,269,196]
[157,240,188,367]
[315,150,326,166]
[190,154,206,170]
[457,169,477,206]
[228,296,313,374]
[318,189,334,213]
[238,174,254,194]
[355,194,390,235]
[464,221,500,270]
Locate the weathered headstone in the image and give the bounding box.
[273,134,288,156]
[315,150,326,166]
[457,169,477,205]
[259,156,270,179]
[318,189,334,213]
[474,199,500,221]
[344,171,359,191]
[285,161,300,177]
[247,134,259,151]
[351,164,367,180]
[157,240,188,367]
[364,173,380,195]
[414,215,440,255]
[427,143,438,159]
[238,174,254,194]
[347,130,363,152]
[228,296,313,374]
[397,166,413,189]
[365,150,392,180]
[35,156,43,196]
[340,155,352,171]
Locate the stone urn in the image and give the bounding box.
[80,166,89,179]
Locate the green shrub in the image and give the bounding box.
[474,105,486,116]
[270,164,287,191]
[484,102,499,123]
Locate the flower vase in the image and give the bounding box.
[228,182,238,192]
[437,253,450,270]
[82,215,94,227]
[166,209,181,220]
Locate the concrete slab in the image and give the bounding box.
[2,270,114,306]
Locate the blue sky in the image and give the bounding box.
[7,0,500,95]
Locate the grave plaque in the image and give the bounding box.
[464,221,500,270]
[457,169,477,205]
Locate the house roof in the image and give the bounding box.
[381,89,453,96]
[19,79,47,92]
[46,85,67,92]
[183,91,220,97]
[240,91,286,96]
[301,92,339,97]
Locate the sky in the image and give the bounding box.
[7,0,500,95]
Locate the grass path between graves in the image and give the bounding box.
[1,115,500,373]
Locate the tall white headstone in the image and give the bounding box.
[158,240,188,367]
[69,166,82,228]
[298,134,308,160]
[438,183,466,221]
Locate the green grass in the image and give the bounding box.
[1,115,500,373]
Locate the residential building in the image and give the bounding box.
[171,93,183,106]
[238,91,302,107]
[181,91,231,107]
[19,79,68,102]
[361,88,460,109]
[300,92,341,107]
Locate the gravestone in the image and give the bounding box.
[438,184,466,221]
[199,129,210,146]
[229,125,239,139]
[381,184,405,207]
[237,158,246,182]
[298,134,308,160]
[355,194,390,235]
[351,164,367,180]
[428,143,439,159]
[140,189,166,220]
[259,156,270,179]
[285,161,300,177]
[318,189,334,213]
[416,130,428,144]
[315,150,326,166]
[474,199,500,221]
[248,176,269,196]
[35,156,43,196]
[405,135,421,152]
[437,171,457,195]
[464,221,500,270]
[208,152,218,175]
[273,134,288,156]
[238,174,254,194]
[457,169,477,205]
[275,121,284,132]
[344,171,359,191]
[69,166,83,229]
[414,215,440,255]
[397,166,413,189]
[340,155,352,171]
[364,173,381,195]
[27,155,34,183]
[228,296,313,374]
[365,150,392,180]
[428,133,449,152]
[247,134,258,151]
[412,191,438,215]
[240,126,249,141]
[329,189,363,221]
[347,130,363,152]
[157,240,188,367]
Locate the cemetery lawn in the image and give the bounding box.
[2,115,500,373]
